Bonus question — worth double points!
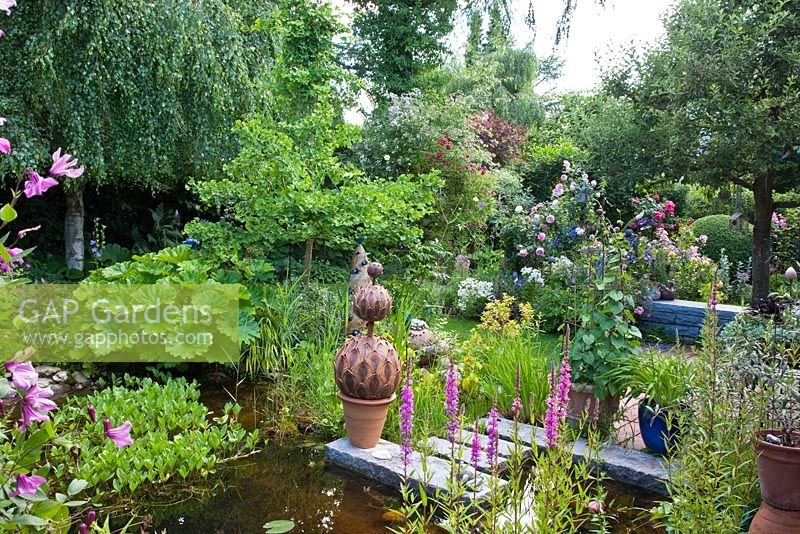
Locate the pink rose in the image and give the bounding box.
[518,249,528,258]
[535,247,545,257]
[537,232,546,241]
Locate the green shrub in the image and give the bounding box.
[690,214,752,267]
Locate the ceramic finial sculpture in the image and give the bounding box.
[334,262,400,448]
[346,244,372,335]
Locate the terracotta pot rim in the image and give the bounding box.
[337,391,396,406]
[754,429,800,451]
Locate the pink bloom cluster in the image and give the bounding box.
[485,398,500,471]
[544,352,572,448]
[444,362,459,442]
[5,362,57,432]
[399,364,414,470]
[470,419,482,471]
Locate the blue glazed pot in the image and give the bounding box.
[638,401,679,455]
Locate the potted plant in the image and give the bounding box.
[568,271,642,426]
[334,262,401,448]
[606,351,694,455]
[750,349,800,513]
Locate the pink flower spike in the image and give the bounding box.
[49,148,84,178]
[24,170,59,198]
[11,474,46,497]
[0,0,15,16]
[104,419,133,448]
[5,361,38,390]
[0,137,10,154]
[0,30,4,38]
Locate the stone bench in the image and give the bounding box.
[639,299,742,343]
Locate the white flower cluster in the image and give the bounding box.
[520,267,544,286]
[550,256,575,280]
[457,278,495,311]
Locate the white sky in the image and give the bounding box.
[330,0,675,120]
[511,0,674,92]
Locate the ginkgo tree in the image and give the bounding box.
[188,0,442,280]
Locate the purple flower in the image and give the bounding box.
[19,385,56,432]
[444,362,460,442]
[545,333,572,448]
[5,361,38,390]
[103,419,133,448]
[79,524,88,534]
[23,170,59,198]
[0,137,10,154]
[470,419,482,471]
[399,364,414,472]
[11,473,46,496]
[87,404,96,423]
[49,148,84,179]
[486,397,500,471]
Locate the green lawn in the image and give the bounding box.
[442,317,480,341]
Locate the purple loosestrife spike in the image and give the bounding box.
[79,524,88,534]
[444,361,460,443]
[544,369,560,448]
[710,270,718,313]
[511,361,522,420]
[470,419,482,471]
[399,362,414,471]
[11,473,46,497]
[486,396,500,470]
[103,419,133,448]
[5,361,38,390]
[86,510,96,526]
[87,405,96,423]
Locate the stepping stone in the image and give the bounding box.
[424,436,507,473]
[325,437,505,503]
[483,418,672,495]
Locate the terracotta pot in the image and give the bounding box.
[566,385,620,426]
[754,430,800,511]
[659,285,676,301]
[749,502,800,533]
[338,391,396,449]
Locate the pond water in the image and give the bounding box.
[155,384,665,533]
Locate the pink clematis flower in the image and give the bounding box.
[0,247,23,272]
[104,419,133,448]
[11,474,46,497]
[24,170,59,198]
[0,0,15,16]
[5,361,38,390]
[48,148,84,179]
[19,385,56,432]
[0,138,10,154]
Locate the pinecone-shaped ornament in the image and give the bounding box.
[334,335,401,399]
[352,285,392,324]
